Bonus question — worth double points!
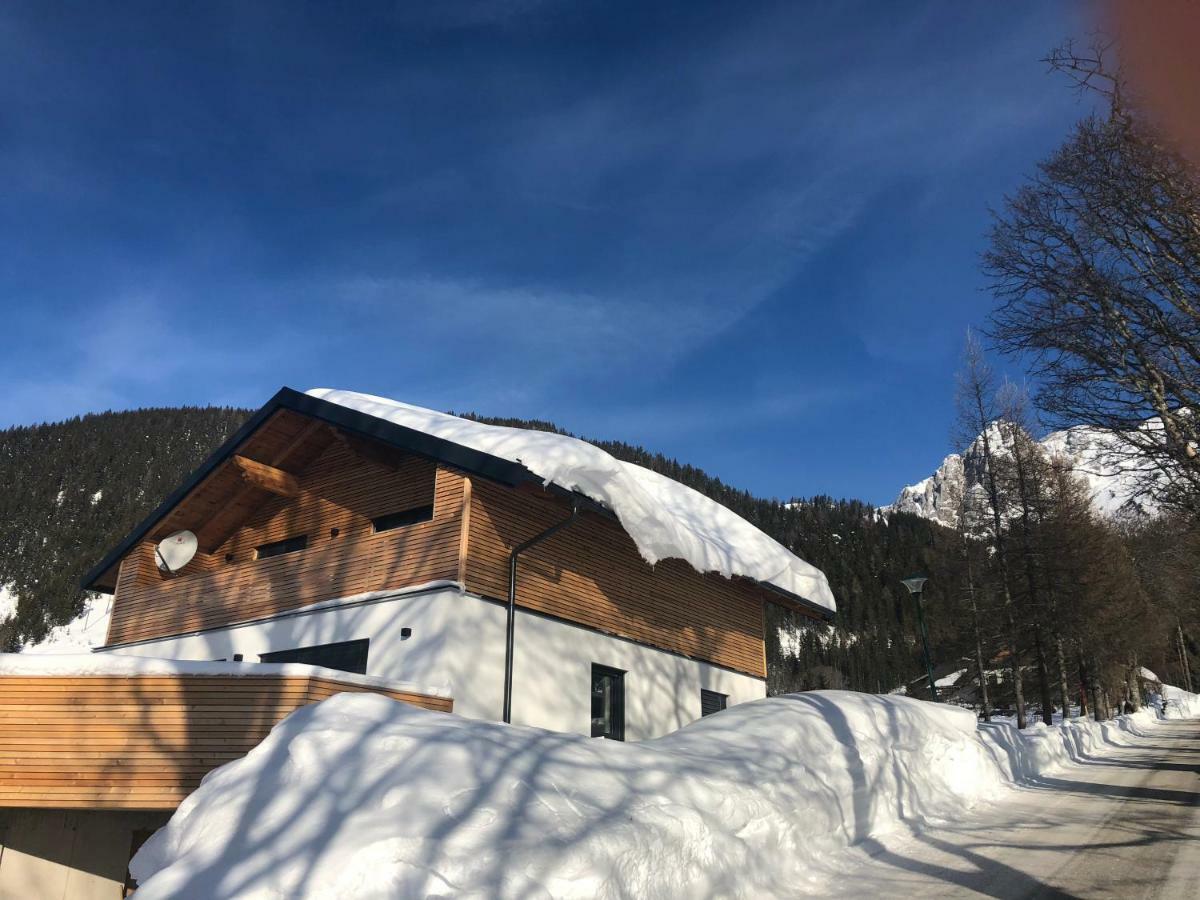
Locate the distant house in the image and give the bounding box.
[0,387,834,896]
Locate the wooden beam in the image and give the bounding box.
[231,455,299,497]
[195,418,329,552]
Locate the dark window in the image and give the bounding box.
[701,689,728,717]
[260,638,369,675]
[590,664,625,741]
[256,535,307,560]
[373,504,434,532]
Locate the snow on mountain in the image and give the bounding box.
[0,585,16,624]
[889,453,967,528]
[0,584,113,654]
[1038,426,1160,520]
[888,423,1162,527]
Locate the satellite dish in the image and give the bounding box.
[156,530,198,574]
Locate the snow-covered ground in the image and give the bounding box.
[0,585,113,654]
[128,685,1200,899]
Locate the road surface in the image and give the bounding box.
[834,719,1200,899]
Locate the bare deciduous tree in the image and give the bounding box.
[955,333,1026,728]
[985,41,1200,515]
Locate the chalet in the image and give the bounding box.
[0,387,834,897]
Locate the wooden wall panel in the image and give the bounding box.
[0,674,451,810]
[464,480,789,679]
[107,444,467,646]
[216,442,444,562]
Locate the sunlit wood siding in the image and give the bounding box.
[463,479,781,679]
[0,673,452,810]
[106,442,466,645]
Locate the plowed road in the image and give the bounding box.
[837,719,1200,899]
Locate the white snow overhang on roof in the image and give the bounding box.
[307,389,836,614]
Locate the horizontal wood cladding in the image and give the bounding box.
[148,410,334,553]
[107,441,467,645]
[464,480,772,678]
[0,674,451,809]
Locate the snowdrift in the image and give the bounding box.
[306,389,835,612]
[1162,683,1200,718]
[127,687,1197,900]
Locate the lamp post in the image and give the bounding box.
[902,575,938,702]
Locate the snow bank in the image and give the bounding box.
[129,687,1197,899]
[1162,683,1200,718]
[0,653,449,699]
[977,708,1162,780]
[129,692,1001,898]
[307,389,835,612]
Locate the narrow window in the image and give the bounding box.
[372,504,434,532]
[260,638,369,675]
[701,689,728,717]
[255,535,307,560]
[590,664,625,741]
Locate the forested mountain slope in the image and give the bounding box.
[0,408,249,648]
[0,406,956,693]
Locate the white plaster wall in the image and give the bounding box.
[101,586,508,722]
[511,612,765,740]
[100,586,765,740]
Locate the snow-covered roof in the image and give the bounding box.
[308,389,835,613]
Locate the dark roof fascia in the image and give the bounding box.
[761,581,836,622]
[81,389,292,591]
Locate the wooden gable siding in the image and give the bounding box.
[106,441,467,646]
[463,479,774,679]
[148,411,333,550]
[0,674,451,810]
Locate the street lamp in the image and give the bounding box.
[902,575,938,702]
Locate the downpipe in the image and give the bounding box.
[503,501,580,723]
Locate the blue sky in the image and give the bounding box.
[0,1,1091,504]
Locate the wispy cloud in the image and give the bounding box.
[0,293,319,424]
